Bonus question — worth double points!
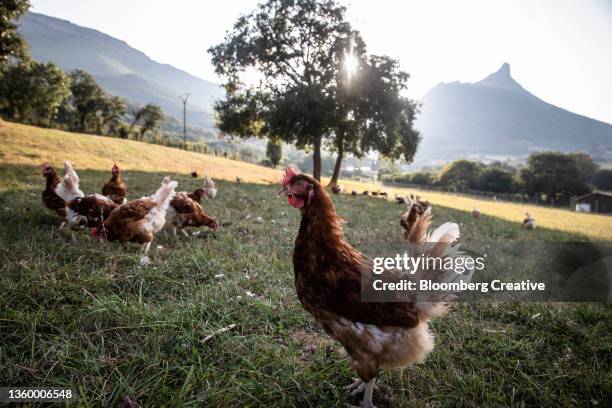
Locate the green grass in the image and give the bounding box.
[2,119,612,240]
[0,163,610,407]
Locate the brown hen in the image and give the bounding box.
[280,166,465,408]
[102,163,127,205]
[166,192,218,237]
[94,178,177,254]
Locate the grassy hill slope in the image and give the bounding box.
[1,120,611,240]
[0,120,279,184]
[0,165,609,407]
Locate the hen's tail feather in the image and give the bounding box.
[55,161,84,202]
[405,207,432,243]
[428,222,461,258]
[403,207,473,320]
[152,178,178,212]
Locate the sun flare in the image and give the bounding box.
[344,53,358,77]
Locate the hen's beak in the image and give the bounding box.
[278,185,291,197]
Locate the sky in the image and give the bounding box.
[29,0,612,124]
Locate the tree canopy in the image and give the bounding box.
[437,160,481,191]
[327,50,419,185]
[0,61,69,126]
[519,152,591,204]
[66,70,107,133]
[569,152,599,183]
[592,169,612,191]
[209,0,419,181]
[130,104,164,140]
[0,0,30,65]
[478,167,514,193]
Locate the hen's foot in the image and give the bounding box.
[345,379,366,396]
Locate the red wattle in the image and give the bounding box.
[287,195,305,208]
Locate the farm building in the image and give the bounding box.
[573,192,612,213]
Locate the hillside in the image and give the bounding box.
[2,120,611,240]
[414,63,612,164]
[18,12,223,128]
[0,120,278,185]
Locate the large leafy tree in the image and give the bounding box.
[130,103,164,140]
[97,95,127,135]
[67,70,107,133]
[519,152,591,203]
[569,152,599,183]
[0,0,30,66]
[0,61,69,126]
[211,0,419,182]
[437,160,481,191]
[478,167,514,193]
[327,48,419,186]
[58,70,128,135]
[209,0,352,180]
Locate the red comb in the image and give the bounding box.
[282,166,299,185]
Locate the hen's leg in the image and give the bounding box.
[345,379,366,396]
[362,379,376,408]
[142,241,151,254]
[181,229,190,237]
[173,227,177,236]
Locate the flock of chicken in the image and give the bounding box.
[41,162,219,259]
[41,161,536,264]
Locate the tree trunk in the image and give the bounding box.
[312,136,322,181]
[80,113,88,133]
[329,137,344,186]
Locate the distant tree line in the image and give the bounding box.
[0,60,167,138]
[383,152,610,205]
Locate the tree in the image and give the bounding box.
[410,172,434,186]
[519,152,591,204]
[97,96,127,135]
[0,61,69,126]
[130,104,164,140]
[67,70,106,133]
[478,167,514,193]
[328,51,419,186]
[592,169,612,191]
[0,0,30,66]
[266,139,283,168]
[569,152,598,183]
[437,160,481,191]
[209,0,352,180]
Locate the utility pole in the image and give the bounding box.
[181,93,190,143]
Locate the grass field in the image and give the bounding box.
[2,120,611,240]
[0,122,611,406]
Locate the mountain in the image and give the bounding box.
[18,12,223,128]
[414,63,612,165]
